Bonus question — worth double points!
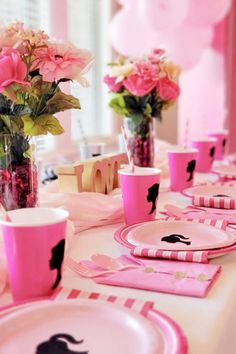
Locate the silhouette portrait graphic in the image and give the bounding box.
[36,333,88,354]
[186,160,196,182]
[49,239,65,290]
[209,146,215,163]
[147,183,160,215]
[161,234,191,246]
[222,138,226,153]
[213,194,230,198]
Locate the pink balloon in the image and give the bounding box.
[161,25,214,71]
[185,0,232,26]
[110,9,159,56]
[140,0,189,30]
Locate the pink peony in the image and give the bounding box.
[104,75,123,92]
[157,77,180,101]
[34,42,93,85]
[124,74,157,96]
[0,47,28,92]
[123,61,159,96]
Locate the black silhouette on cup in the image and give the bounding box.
[209,146,215,163]
[147,183,160,215]
[49,239,65,290]
[186,160,196,182]
[161,234,191,246]
[36,333,88,354]
[222,138,227,153]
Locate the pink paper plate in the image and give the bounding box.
[0,299,187,354]
[125,220,236,251]
[213,164,236,179]
[114,222,236,261]
[183,182,236,199]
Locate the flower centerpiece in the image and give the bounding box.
[104,49,180,167]
[0,21,93,210]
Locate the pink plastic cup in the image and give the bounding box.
[0,207,69,302]
[208,131,228,160]
[168,148,198,192]
[191,137,217,172]
[118,167,161,225]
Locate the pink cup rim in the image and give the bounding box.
[118,167,161,176]
[0,207,69,227]
[167,148,198,154]
[208,130,228,136]
[191,137,217,143]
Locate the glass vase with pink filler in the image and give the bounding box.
[104,49,181,167]
[0,21,93,210]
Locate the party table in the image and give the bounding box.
[1,176,236,354]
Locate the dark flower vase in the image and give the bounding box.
[124,116,154,167]
[0,134,38,211]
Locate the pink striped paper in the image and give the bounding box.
[192,195,236,209]
[183,181,236,209]
[114,218,236,263]
[51,286,153,316]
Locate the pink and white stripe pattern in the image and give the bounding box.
[184,181,236,209]
[192,195,236,209]
[51,286,153,316]
[115,218,236,263]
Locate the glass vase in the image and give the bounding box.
[0,134,38,211]
[124,116,155,167]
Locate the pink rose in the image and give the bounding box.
[124,74,157,96]
[123,61,159,96]
[157,77,180,101]
[0,47,28,92]
[104,75,123,92]
[34,42,93,86]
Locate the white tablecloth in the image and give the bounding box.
[1,172,235,354]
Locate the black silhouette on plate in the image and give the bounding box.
[36,333,88,354]
[213,194,230,198]
[209,146,215,163]
[161,234,191,246]
[49,239,65,290]
[186,160,196,182]
[147,183,160,214]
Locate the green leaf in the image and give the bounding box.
[144,103,152,118]
[45,91,81,114]
[109,94,129,116]
[0,115,22,134]
[22,114,64,136]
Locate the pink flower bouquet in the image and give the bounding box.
[104,50,180,167]
[104,49,180,121]
[0,21,93,210]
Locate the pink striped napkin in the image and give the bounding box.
[192,195,236,209]
[115,218,236,263]
[183,181,236,209]
[51,286,153,316]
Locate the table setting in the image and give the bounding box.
[0,16,236,354]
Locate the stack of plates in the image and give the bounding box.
[115,219,236,258]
